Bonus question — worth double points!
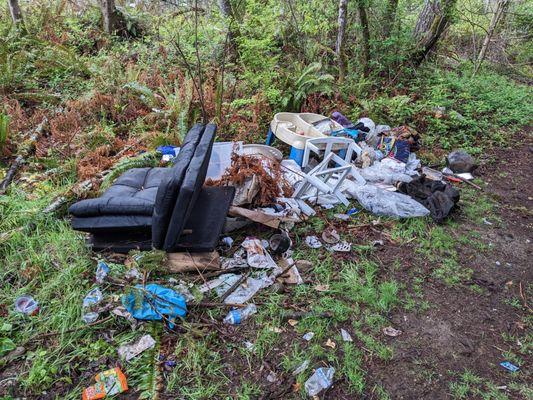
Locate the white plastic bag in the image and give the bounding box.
[360,158,417,185]
[347,184,430,218]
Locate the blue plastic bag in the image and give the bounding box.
[123,284,187,328]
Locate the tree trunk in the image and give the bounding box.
[100,0,119,34]
[218,0,239,56]
[383,0,399,38]
[474,0,509,74]
[358,0,370,75]
[8,0,24,25]
[335,0,348,83]
[412,0,457,66]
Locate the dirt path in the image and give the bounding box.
[367,131,532,399]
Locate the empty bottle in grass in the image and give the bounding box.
[223,304,257,325]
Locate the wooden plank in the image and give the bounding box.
[166,251,221,273]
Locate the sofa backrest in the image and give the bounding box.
[162,124,217,251]
[151,124,204,248]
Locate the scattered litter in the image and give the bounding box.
[334,213,350,221]
[242,237,279,269]
[288,319,299,327]
[305,235,322,249]
[372,240,384,246]
[292,359,310,376]
[495,261,501,266]
[221,236,234,248]
[340,328,353,342]
[223,304,257,324]
[122,284,187,329]
[383,326,402,337]
[124,267,142,280]
[269,326,284,333]
[500,361,519,372]
[482,218,493,225]
[244,341,255,351]
[112,306,135,323]
[303,332,315,341]
[95,261,110,284]
[314,284,330,292]
[326,241,352,252]
[321,204,335,210]
[304,366,335,396]
[14,295,39,316]
[223,274,276,304]
[325,338,336,349]
[82,288,103,324]
[269,232,291,254]
[346,207,360,215]
[82,367,128,400]
[266,371,279,383]
[118,334,156,361]
[321,229,340,244]
[296,259,314,271]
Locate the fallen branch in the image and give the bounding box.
[444,172,482,190]
[219,272,250,302]
[0,155,24,194]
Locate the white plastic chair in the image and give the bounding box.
[293,152,351,206]
[302,137,365,184]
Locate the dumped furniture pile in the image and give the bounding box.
[63,112,479,398]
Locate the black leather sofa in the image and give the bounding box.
[68,124,235,253]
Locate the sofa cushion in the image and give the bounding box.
[68,168,169,217]
[163,124,216,251]
[71,215,153,233]
[151,124,205,248]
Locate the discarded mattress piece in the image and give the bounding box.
[69,124,235,253]
[397,175,460,223]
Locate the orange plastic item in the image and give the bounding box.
[82,367,128,400]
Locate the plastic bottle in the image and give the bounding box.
[223,304,257,325]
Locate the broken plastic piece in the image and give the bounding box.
[118,335,156,361]
[341,328,353,342]
[500,361,519,372]
[292,360,310,376]
[303,332,315,341]
[82,288,103,324]
[305,236,322,249]
[95,261,110,284]
[304,367,335,396]
[14,295,39,316]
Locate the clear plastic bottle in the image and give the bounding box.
[223,304,257,324]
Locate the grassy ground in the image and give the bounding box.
[1,133,531,399]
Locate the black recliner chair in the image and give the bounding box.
[68,124,235,253]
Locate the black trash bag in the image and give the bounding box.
[397,176,460,223]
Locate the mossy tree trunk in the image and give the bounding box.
[412,0,457,66]
[8,0,24,26]
[358,0,370,75]
[383,0,399,38]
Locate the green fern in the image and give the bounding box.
[99,151,160,194]
[282,62,335,111]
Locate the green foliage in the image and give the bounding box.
[281,62,335,111]
[0,113,9,154]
